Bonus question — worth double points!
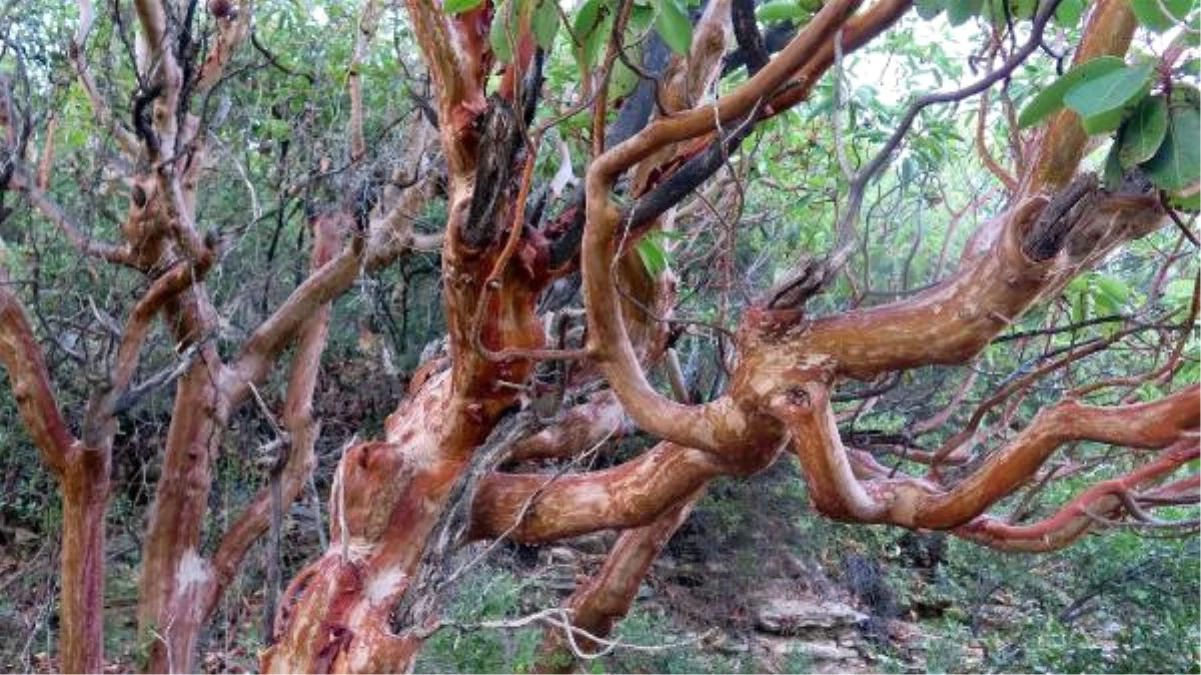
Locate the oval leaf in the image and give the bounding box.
[1063,61,1155,134]
[1143,104,1201,193]
[653,0,693,55]
[1017,56,1124,129]
[1118,94,1169,167]
[1054,0,1086,26]
[571,0,605,69]
[490,1,516,63]
[1131,0,1196,32]
[533,0,560,49]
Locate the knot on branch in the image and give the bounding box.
[1022,173,1099,261]
[1021,171,1161,262]
[761,256,834,310]
[132,82,165,157]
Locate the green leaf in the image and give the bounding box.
[1070,288,1089,324]
[1102,139,1124,189]
[532,0,560,49]
[1118,95,1169,167]
[490,1,516,63]
[653,0,693,55]
[571,0,603,40]
[1130,0,1196,31]
[636,236,669,276]
[1169,186,1200,212]
[444,0,485,14]
[1178,58,1201,77]
[1054,0,1086,26]
[946,0,984,24]
[915,0,947,18]
[1143,104,1201,193]
[1016,56,1124,129]
[609,54,639,99]
[758,0,808,22]
[1063,61,1155,134]
[1093,274,1130,312]
[571,0,607,69]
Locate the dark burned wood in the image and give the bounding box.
[1022,173,1098,260]
[732,0,770,75]
[723,22,795,76]
[762,255,834,309]
[625,111,759,230]
[462,96,522,250]
[133,82,165,158]
[521,49,547,127]
[547,35,672,268]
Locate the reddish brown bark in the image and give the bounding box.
[536,488,704,672]
[3,0,1195,671]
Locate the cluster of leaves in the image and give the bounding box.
[446,0,697,75]
[1016,0,1200,209]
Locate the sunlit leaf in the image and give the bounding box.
[636,236,669,276]
[1063,61,1155,134]
[1017,56,1124,129]
[758,0,808,22]
[1054,0,1086,26]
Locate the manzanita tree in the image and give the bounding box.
[0,0,1197,671]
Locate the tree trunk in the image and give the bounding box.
[58,448,111,674]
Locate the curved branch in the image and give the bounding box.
[231,213,362,393]
[1021,0,1138,194]
[348,0,385,163]
[954,439,1199,551]
[192,2,252,95]
[581,0,863,452]
[770,381,1199,529]
[6,165,133,266]
[470,437,782,543]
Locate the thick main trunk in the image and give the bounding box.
[263,373,468,674]
[59,448,111,674]
[137,353,226,674]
